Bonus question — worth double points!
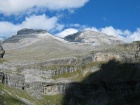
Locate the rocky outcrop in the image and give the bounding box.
[0,45,5,59]
[25,82,43,99]
[7,74,25,90]
[42,82,68,95]
[21,66,77,83]
[0,72,7,84]
[0,72,25,90]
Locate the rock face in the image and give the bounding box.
[0,72,25,89]
[0,45,5,59]
[17,28,47,35]
[64,30,123,45]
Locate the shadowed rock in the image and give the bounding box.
[62,60,140,105]
[0,45,5,59]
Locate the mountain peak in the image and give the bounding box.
[17,28,47,35]
[3,28,50,45]
[64,30,123,45]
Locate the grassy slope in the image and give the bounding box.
[3,37,96,64]
[42,95,63,105]
[0,82,65,105]
[0,83,42,105]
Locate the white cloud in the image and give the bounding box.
[0,22,18,38]
[99,26,140,42]
[125,28,140,42]
[56,28,78,38]
[100,26,125,40]
[100,26,123,36]
[21,14,62,30]
[0,14,64,39]
[84,27,99,32]
[0,0,89,15]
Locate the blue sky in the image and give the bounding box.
[0,0,140,42]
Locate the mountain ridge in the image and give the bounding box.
[2,29,123,63]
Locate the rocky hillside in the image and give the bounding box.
[0,82,54,105]
[2,29,88,63]
[2,29,123,64]
[64,30,123,45]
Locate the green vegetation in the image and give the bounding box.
[52,62,104,82]
[42,94,63,105]
[0,82,65,105]
[0,83,42,105]
[53,69,81,80]
[0,59,7,64]
[81,61,105,70]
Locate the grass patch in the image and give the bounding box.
[53,69,80,80]
[53,62,104,81]
[42,94,63,105]
[0,59,7,63]
[82,61,105,70]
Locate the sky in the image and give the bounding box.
[0,0,140,42]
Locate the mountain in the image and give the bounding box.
[2,29,123,63]
[64,30,123,45]
[3,28,78,63]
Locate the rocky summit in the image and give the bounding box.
[0,29,140,105]
[64,30,123,45]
